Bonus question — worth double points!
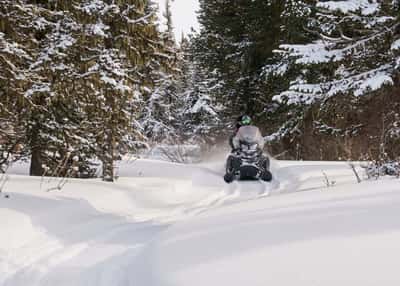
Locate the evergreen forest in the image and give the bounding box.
[1,0,399,181]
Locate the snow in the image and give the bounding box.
[77,0,106,15]
[280,41,344,64]
[189,95,218,116]
[391,39,400,51]
[89,22,109,37]
[140,145,202,163]
[354,73,394,96]
[0,33,31,61]
[32,17,50,31]
[24,83,52,98]
[262,62,288,76]
[273,82,324,105]
[317,0,380,15]
[1,158,400,285]
[274,67,394,104]
[100,74,131,92]
[130,162,400,286]
[280,33,392,66]
[54,33,76,51]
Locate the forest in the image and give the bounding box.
[1,0,399,181]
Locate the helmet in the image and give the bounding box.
[236,115,252,130]
[239,115,252,126]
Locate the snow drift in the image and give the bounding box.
[1,159,399,286]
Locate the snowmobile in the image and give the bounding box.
[224,125,272,183]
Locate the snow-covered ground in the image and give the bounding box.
[1,158,400,285]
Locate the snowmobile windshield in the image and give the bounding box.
[236,126,264,149]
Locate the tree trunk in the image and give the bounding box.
[102,158,114,182]
[30,130,43,176]
[102,132,114,182]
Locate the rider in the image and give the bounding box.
[229,115,252,151]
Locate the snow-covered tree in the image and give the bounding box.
[1,1,101,177]
[178,36,223,145]
[0,1,35,169]
[0,0,178,180]
[194,0,312,122]
[275,0,399,104]
[25,3,89,176]
[72,0,166,181]
[140,0,183,143]
[268,0,400,160]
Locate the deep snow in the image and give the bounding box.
[1,158,400,285]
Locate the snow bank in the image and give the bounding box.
[2,159,400,286]
[0,160,224,285]
[131,164,400,286]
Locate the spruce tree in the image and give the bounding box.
[140,0,183,144]
[72,0,164,181]
[0,1,35,169]
[178,36,222,145]
[0,0,177,180]
[194,0,304,121]
[270,0,400,159]
[26,3,86,176]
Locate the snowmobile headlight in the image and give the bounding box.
[241,142,258,151]
[249,143,258,150]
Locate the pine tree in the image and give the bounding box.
[25,2,87,176]
[260,0,316,141]
[275,0,399,104]
[0,1,35,169]
[195,0,248,115]
[270,0,400,160]
[194,0,302,121]
[140,0,183,144]
[0,1,101,176]
[178,36,222,145]
[72,0,164,181]
[0,0,177,180]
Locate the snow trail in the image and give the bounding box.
[1,159,388,286]
[1,159,281,286]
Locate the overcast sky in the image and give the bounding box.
[155,0,200,41]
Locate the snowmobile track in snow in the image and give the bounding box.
[1,159,286,286]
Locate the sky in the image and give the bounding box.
[155,0,200,41]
